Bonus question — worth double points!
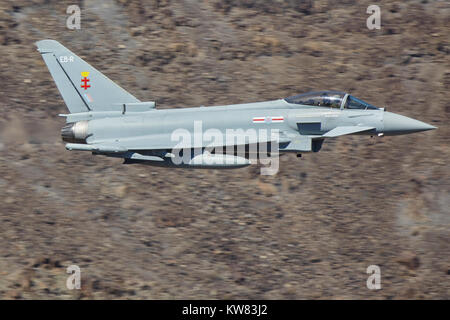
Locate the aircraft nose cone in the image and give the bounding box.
[383,112,436,135]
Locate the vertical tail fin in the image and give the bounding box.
[36,39,140,113]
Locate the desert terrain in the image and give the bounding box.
[0,0,448,299]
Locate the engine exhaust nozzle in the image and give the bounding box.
[61,121,89,143]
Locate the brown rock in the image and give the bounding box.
[396,251,421,270]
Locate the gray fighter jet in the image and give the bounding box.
[36,40,436,169]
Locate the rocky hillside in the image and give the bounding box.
[0,0,448,299]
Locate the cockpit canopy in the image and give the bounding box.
[284,91,379,110]
[345,95,379,110]
[285,91,345,108]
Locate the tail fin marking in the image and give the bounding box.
[36,39,140,113]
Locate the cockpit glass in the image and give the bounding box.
[284,91,345,108]
[345,95,378,110]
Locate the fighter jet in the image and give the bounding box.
[36,40,436,169]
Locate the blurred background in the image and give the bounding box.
[0,0,448,299]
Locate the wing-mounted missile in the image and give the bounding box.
[65,143,127,153]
